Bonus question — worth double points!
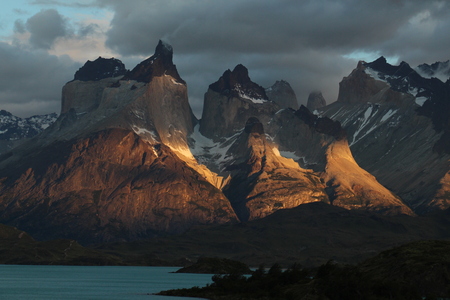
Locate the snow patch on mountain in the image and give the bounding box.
[415,97,428,106]
[0,110,58,141]
[189,124,240,171]
[365,66,431,105]
[233,84,268,104]
[132,126,159,142]
[380,109,397,122]
[279,150,302,161]
[364,67,388,83]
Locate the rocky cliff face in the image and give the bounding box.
[266,80,298,110]
[319,57,450,213]
[44,40,196,157]
[199,64,279,140]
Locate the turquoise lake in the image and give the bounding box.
[0,265,212,299]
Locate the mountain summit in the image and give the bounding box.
[122,40,185,84]
[73,57,127,81]
[200,64,278,140]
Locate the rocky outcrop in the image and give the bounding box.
[266,80,298,109]
[306,91,327,111]
[0,129,237,244]
[199,64,279,140]
[222,117,328,221]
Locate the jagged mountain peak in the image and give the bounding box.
[363,57,415,78]
[0,110,13,117]
[200,64,278,140]
[73,57,127,81]
[357,57,450,150]
[270,79,289,88]
[306,91,327,111]
[209,64,268,101]
[56,39,195,149]
[230,64,251,83]
[0,110,57,142]
[265,80,298,109]
[155,39,173,57]
[417,60,450,82]
[121,39,185,84]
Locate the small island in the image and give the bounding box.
[175,257,252,274]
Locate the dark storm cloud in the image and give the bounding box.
[25,9,69,49]
[99,0,431,55]
[95,0,450,116]
[0,42,79,117]
[377,3,450,65]
[3,0,448,118]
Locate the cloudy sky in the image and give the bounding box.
[0,0,449,118]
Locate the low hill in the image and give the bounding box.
[99,202,450,267]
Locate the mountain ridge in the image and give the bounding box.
[0,44,446,245]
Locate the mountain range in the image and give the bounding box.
[0,110,57,154]
[0,40,448,246]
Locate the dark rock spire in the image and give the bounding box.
[73,57,127,81]
[209,64,268,100]
[121,40,185,84]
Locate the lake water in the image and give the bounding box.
[0,265,212,299]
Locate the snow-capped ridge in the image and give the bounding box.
[0,110,58,142]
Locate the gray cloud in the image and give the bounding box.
[0,42,79,117]
[95,0,450,117]
[77,23,101,37]
[26,9,69,49]
[100,0,431,55]
[3,0,450,119]
[14,20,26,34]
